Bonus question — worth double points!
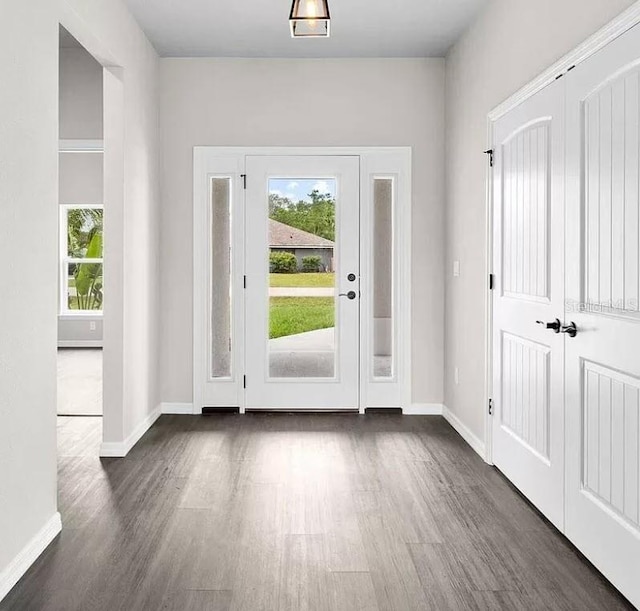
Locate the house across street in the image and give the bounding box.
[269,219,334,272]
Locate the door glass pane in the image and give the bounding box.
[268,178,336,378]
[211,177,232,378]
[373,178,393,378]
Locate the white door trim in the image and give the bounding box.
[484,3,640,465]
[193,146,412,414]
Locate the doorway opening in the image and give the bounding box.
[57,27,104,452]
[56,20,125,460]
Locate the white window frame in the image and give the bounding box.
[59,203,104,317]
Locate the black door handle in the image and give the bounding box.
[561,322,577,337]
[339,291,357,300]
[536,319,561,333]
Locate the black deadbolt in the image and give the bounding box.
[347,273,356,282]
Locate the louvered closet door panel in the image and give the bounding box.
[492,76,565,530]
[565,22,640,609]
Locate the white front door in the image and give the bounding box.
[565,24,640,608]
[492,78,565,529]
[244,156,360,410]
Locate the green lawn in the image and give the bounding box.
[270,297,334,339]
[269,272,335,288]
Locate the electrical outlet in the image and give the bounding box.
[89,321,97,331]
[454,367,459,385]
[453,260,460,277]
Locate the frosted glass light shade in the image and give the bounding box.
[289,0,330,38]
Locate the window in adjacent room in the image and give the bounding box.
[60,205,104,314]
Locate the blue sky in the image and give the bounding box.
[269,178,336,203]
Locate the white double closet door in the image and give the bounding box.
[493,24,640,607]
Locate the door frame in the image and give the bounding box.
[193,146,412,414]
[484,2,640,466]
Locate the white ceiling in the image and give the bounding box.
[123,0,488,58]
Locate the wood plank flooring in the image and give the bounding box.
[1,414,633,610]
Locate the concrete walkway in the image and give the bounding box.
[268,328,391,377]
[269,287,334,297]
[269,328,335,378]
[269,327,334,351]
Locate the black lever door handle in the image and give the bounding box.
[536,319,561,333]
[561,322,577,337]
[339,291,357,300]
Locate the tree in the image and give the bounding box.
[67,208,103,258]
[74,231,103,310]
[269,190,335,241]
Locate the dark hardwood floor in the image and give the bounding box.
[2,414,632,610]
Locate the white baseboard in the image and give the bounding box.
[99,405,161,457]
[442,405,486,459]
[57,340,103,348]
[403,403,444,415]
[0,512,62,603]
[161,402,194,415]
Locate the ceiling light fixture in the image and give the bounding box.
[289,0,330,38]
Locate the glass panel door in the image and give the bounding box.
[245,156,360,410]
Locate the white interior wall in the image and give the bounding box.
[159,58,445,407]
[0,0,159,598]
[59,46,103,139]
[444,0,636,441]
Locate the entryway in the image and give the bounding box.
[193,147,412,413]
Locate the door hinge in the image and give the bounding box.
[243,375,246,389]
[484,149,494,167]
[489,273,495,290]
[243,275,247,289]
[488,399,493,416]
[240,174,247,189]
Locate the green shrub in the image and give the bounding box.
[270,251,298,273]
[301,255,322,273]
